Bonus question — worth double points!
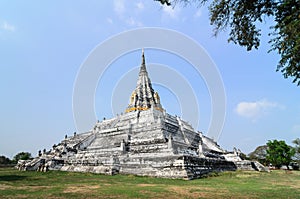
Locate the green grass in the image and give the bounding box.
[0,167,299,198]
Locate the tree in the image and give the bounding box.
[266,140,295,169]
[156,0,300,86]
[293,138,300,152]
[0,155,12,165]
[248,145,268,165]
[292,138,300,161]
[13,152,32,163]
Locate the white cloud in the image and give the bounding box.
[235,99,282,121]
[114,0,125,16]
[163,5,180,19]
[125,17,143,27]
[136,2,144,11]
[1,21,15,32]
[112,1,143,27]
[194,9,202,18]
[106,18,113,24]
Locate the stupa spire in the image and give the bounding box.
[125,49,163,113]
[139,48,147,74]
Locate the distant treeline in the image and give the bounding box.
[0,152,32,166]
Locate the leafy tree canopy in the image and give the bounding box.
[266,139,295,168]
[0,155,12,165]
[293,138,300,152]
[13,152,32,163]
[248,145,268,165]
[156,0,300,85]
[293,138,300,161]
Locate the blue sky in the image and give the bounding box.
[0,1,299,158]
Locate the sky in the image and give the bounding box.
[0,1,299,158]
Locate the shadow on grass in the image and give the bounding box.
[0,175,27,182]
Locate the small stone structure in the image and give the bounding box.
[18,50,267,179]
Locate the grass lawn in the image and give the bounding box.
[0,167,299,199]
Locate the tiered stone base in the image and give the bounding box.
[60,155,237,180]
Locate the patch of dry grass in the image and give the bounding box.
[0,168,299,198]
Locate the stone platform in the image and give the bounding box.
[18,50,267,179]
